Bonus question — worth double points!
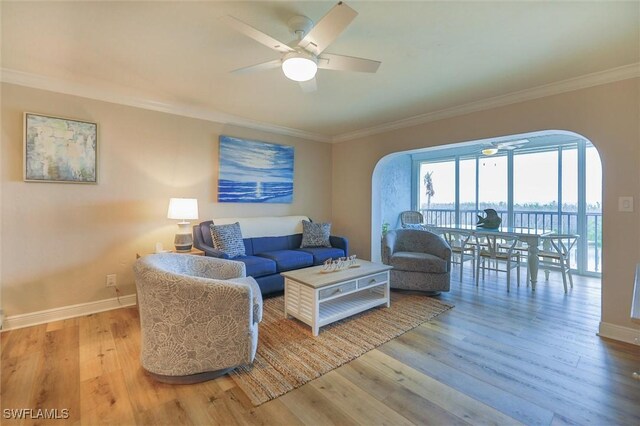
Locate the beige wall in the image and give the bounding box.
[1,83,332,316]
[2,78,639,334]
[332,78,640,330]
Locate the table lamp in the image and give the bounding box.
[167,198,199,252]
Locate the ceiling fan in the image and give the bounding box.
[220,1,381,92]
[480,139,530,156]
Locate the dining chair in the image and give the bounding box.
[500,240,529,280]
[443,231,476,282]
[532,234,579,293]
[476,234,521,292]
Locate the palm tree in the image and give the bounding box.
[423,171,435,210]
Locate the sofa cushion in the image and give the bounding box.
[390,251,448,274]
[210,222,246,258]
[300,220,332,248]
[253,273,284,296]
[252,236,291,254]
[234,255,277,278]
[256,250,314,272]
[297,247,345,265]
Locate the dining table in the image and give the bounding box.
[426,224,553,290]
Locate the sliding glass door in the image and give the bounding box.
[414,141,601,276]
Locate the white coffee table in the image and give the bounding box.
[281,259,392,336]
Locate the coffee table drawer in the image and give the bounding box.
[319,280,356,300]
[358,272,388,288]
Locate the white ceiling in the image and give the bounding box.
[2,1,639,141]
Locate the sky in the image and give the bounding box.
[219,135,294,183]
[419,147,602,208]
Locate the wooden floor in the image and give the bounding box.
[2,267,639,425]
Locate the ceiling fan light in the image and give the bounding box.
[282,53,318,82]
[482,148,498,156]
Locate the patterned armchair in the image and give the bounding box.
[382,229,451,295]
[133,253,262,383]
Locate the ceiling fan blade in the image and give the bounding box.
[318,53,381,73]
[299,77,318,93]
[298,2,358,55]
[231,59,281,75]
[220,15,294,54]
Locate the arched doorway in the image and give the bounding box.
[371,130,603,280]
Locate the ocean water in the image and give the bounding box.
[218,180,293,203]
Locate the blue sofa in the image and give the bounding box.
[193,217,348,295]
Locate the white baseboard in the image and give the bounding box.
[1,294,137,331]
[598,321,640,346]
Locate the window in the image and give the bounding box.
[413,140,602,276]
[418,160,456,225]
[459,158,477,225]
[478,155,508,225]
[513,150,558,231]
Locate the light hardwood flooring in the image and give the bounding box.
[2,267,639,425]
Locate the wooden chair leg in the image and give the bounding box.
[566,258,574,288]
[472,255,476,278]
[506,259,511,292]
[559,258,568,293]
[568,270,574,288]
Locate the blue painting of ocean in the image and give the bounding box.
[218,136,294,203]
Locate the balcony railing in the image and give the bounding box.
[419,208,602,273]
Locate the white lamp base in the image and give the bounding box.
[174,221,193,252]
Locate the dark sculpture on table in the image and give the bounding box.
[476,208,502,229]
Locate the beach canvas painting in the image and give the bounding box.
[218,136,294,203]
[24,113,97,183]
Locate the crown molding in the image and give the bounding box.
[331,63,640,143]
[3,64,638,145]
[0,68,332,143]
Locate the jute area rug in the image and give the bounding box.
[230,292,453,406]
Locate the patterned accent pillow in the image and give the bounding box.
[300,220,332,248]
[404,223,425,230]
[210,222,246,258]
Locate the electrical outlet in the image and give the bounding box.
[618,196,634,212]
[106,274,117,287]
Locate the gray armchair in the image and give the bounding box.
[133,253,262,383]
[382,229,452,294]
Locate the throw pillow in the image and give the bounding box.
[300,220,331,248]
[210,222,246,258]
[404,223,425,230]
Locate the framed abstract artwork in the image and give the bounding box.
[218,135,294,203]
[23,112,98,183]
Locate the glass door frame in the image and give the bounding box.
[412,140,600,277]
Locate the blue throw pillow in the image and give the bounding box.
[210,222,245,258]
[300,220,332,248]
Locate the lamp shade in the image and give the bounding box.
[167,198,199,220]
[282,52,318,82]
